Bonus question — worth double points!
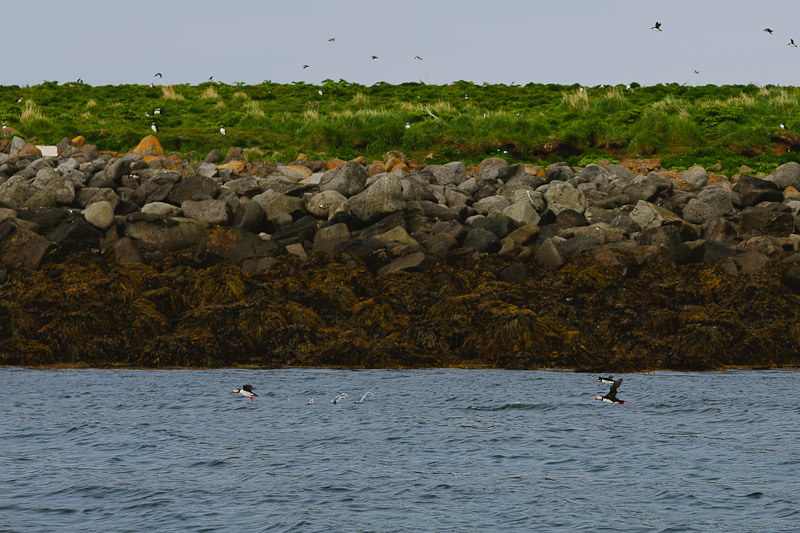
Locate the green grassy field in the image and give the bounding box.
[3,80,800,174]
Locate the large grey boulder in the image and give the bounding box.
[142,201,183,217]
[306,190,349,220]
[313,223,351,253]
[433,161,467,186]
[132,170,181,206]
[348,174,405,223]
[478,157,507,180]
[0,176,36,209]
[772,161,800,189]
[319,161,367,197]
[125,217,207,251]
[543,182,586,215]
[623,172,671,202]
[168,175,219,204]
[503,200,541,226]
[741,207,794,238]
[83,201,115,230]
[473,195,510,215]
[682,166,708,189]
[731,175,783,207]
[629,200,684,230]
[682,186,734,224]
[252,189,305,221]
[32,167,75,205]
[224,176,261,197]
[232,200,265,231]
[181,199,232,225]
[545,162,575,182]
[463,227,499,252]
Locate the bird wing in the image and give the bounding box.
[609,378,623,394]
[243,384,253,392]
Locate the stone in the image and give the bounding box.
[543,182,586,215]
[204,149,222,164]
[195,227,280,264]
[499,224,540,254]
[682,166,708,189]
[319,161,368,197]
[83,201,115,230]
[0,220,53,269]
[181,199,232,225]
[433,161,467,186]
[478,157,507,180]
[306,190,349,220]
[473,195,511,215]
[313,223,351,253]
[197,162,219,178]
[535,237,565,268]
[424,233,458,257]
[555,209,588,227]
[270,215,318,246]
[131,135,164,157]
[782,266,800,293]
[223,176,261,197]
[463,227,499,252]
[142,201,182,217]
[279,165,313,180]
[740,207,794,238]
[471,212,515,239]
[688,239,736,263]
[168,175,219,204]
[0,176,35,209]
[232,200,265,232]
[348,174,405,223]
[378,251,428,275]
[252,189,305,221]
[682,186,734,224]
[731,174,783,207]
[733,250,770,274]
[125,217,208,251]
[377,226,419,246]
[114,237,144,263]
[503,200,541,226]
[703,217,739,243]
[545,162,575,182]
[32,167,75,205]
[772,161,800,189]
[629,200,685,229]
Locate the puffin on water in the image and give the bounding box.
[595,378,625,405]
[232,384,258,403]
[595,376,615,384]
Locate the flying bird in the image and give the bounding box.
[209,76,214,81]
[154,72,163,78]
[790,39,798,47]
[371,55,379,60]
[763,28,774,34]
[693,70,700,74]
[595,378,625,405]
[414,55,423,60]
[302,64,310,69]
[651,21,662,31]
[232,384,258,403]
[596,376,615,384]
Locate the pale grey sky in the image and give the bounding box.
[2,0,797,87]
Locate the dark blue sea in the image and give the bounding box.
[1,368,798,532]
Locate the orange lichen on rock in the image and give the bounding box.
[72,135,86,147]
[132,135,164,157]
[218,160,247,173]
[18,144,42,157]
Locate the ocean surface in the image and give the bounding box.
[1,368,798,532]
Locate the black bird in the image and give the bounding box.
[328,37,335,42]
[371,55,378,60]
[596,376,615,384]
[302,64,310,69]
[790,39,798,47]
[154,72,163,78]
[414,55,423,60]
[209,76,214,81]
[651,21,662,32]
[763,28,774,34]
[595,378,624,405]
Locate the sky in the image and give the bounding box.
[3,0,800,87]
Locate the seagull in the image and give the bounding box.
[354,392,374,404]
[790,39,798,47]
[306,398,315,405]
[371,55,379,60]
[331,393,347,404]
[232,384,258,403]
[154,72,163,78]
[595,378,625,405]
[302,64,310,69]
[414,55,423,60]
[763,28,774,34]
[151,123,158,133]
[651,21,662,31]
[220,125,226,136]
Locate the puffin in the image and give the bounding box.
[232,384,258,403]
[763,28,774,34]
[595,378,624,405]
[219,125,226,136]
[596,376,615,384]
[150,123,158,133]
[651,21,662,32]
[789,39,798,47]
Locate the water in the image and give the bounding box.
[1,368,799,532]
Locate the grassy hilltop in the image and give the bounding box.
[4,80,800,174]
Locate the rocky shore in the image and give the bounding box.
[2,133,800,370]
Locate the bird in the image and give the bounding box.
[693,70,700,74]
[414,55,423,60]
[232,384,258,403]
[354,392,374,404]
[651,21,662,31]
[781,122,787,130]
[371,55,379,60]
[219,125,226,136]
[596,376,615,384]
[15,97,22,103]
[763,28,774,34]
[150,123,158,133]
[306,398,315,405]
[331,393,347,404]
[76,77,83,84]
[789,39,797,47]
[302,64,310,69]
[144,111,150,117]
[328,37,335,42]
[318,89,323,96]
[154,107,161,115]
[154,72,162,78]
[595,378,625,404]
[626,84,634,92]
[149,82,154,88]
[405,123,411,129]
[208,76,214,81]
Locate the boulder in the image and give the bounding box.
[232,200,265,232]
[478,157,507,180]
[499,224,540,254]
[543,182,586,215]
[688,239,736,263]
[463,227,499,252]
[377,251,428,275]
[545,162,575,182]
[740,207,794,238]
[473,195,510,215]
[125,217,208,251]
[535,237,565,268]
[131,135,164,157]
[503,200,541,226]
[306,190,349,220]
[32,167,75,205]
[252,189,305,221]
[114,237,144,264]
[319,161,368,197]
[433,161,467,186]
[682,186,734,224]
[195,227,281,264]
[733,250,771,274]
[270,214,318,246]
[682,166,708,189]
[348,174,405,223]
[629,200,684,230]
[279,165,313,181]
[224,176,261,197]
[83,201,115,230]
[312,223,351,253]
[197,162,219,178]
[0,220,53,269]
[471,212,515,239]
[142,201,182,217]
[772,161,800,189]
[731,175,783,208]
[168,175,219,204]
[181,199,232,225]
[623,173,671,202]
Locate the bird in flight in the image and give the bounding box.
[790,39,798,47]
[651,21,662,31]
[154,72,163,78]
[328,37,335,42]
[371,55,378,60]
[302,64,310,69]
[209,76,214,81]
[414,55,423,60]
[763,28,774,34]
[693,70,700,74]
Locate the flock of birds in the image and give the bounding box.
[230,381,625,406]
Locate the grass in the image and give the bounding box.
[3,79,800,174]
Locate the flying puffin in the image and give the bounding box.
[371,55,379,60]
[596,376,615,384]
[789,39,797,47]
[232,384,258,403]
[154,72,163,78]
[763,28,774,34]
[595,378,625,405]
[302,64,310,69]
[651,21,662,32]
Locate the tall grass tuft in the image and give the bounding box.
[21,100,45,122]
[161,86,184,100]
[562,89,589,112]
[352,92,369,105]
[201,86,219,100]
